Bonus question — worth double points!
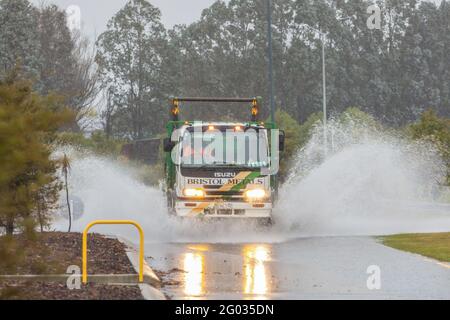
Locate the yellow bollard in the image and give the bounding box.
[82,220,144,284]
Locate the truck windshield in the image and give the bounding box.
[180,128,269,168]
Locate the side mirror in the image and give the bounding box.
[279,130,285,152]
[163,138,175,153]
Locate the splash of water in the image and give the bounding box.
[53,117,450,243]
[52,150,282,243]
[53,152,168,242]
[274,117,450,237]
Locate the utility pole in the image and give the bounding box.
[310,30,328,158]
[267,0,275,123]
[302,24,328,156]
[302,17,350,158]
[321,33,327,157]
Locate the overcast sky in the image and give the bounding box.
[30,0,221,40]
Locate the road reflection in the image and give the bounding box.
[183,245,207,297]
[180,244,272,299]
[243,245,271,297]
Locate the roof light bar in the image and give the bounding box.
[169,97,261,122]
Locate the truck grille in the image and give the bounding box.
[203,185,245,199]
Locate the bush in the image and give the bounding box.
[339,107,381,130]
[57,131,124,157]
[271,110,323,180]
[408,110,450,185]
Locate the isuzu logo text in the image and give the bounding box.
[214,172,237,178]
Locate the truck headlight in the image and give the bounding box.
[244,189,267,201]
[183,188,205,198]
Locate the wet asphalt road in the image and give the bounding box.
[146,237,450,300]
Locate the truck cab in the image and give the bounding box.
[164,98,284,223]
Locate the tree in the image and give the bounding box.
[36,4,99,131]
[409,109,450,185]
[61,154,71,232]
[0,0,40,77]
[0,73,73,235]
[167,0,274,121]
[272,110,302,162]
[0,1,99,131]
[66,31,100,131]
[37,5,76,96]
[96,0,168,139]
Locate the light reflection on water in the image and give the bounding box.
[183,252,205,297]
[180,244,272,299]
[243,245,271,297]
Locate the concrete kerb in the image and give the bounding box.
[115,236,166,300]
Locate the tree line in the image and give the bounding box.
[96,0,450,139]
[1,0,449,138]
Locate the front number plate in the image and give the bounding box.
[214,202,232,210]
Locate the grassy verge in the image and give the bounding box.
[380,233,450,262]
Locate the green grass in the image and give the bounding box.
[380,233,450,262]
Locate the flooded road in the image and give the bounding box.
[61,152,450,299]
[146,237,450,300]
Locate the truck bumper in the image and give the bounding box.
[174,201,272,218]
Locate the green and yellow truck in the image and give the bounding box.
[163,97,284,224]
